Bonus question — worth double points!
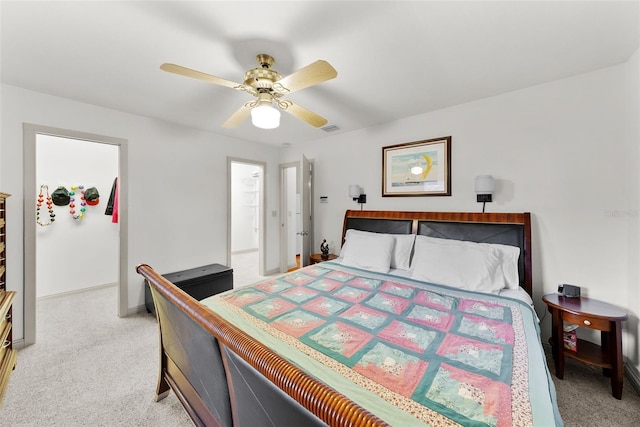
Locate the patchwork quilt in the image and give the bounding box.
[202,262,562,427]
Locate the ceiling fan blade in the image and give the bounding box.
[281,101,328,128]
[273,60,337,94]
[222,103,252,128]
[160,63,241,89]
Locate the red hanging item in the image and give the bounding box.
[111,177,119,224]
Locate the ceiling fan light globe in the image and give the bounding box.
[251,105,280,129]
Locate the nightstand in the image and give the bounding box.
[309,253,338,265]
[542,293,628,399]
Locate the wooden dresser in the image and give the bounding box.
[0,192,16,403]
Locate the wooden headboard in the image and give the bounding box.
[341,210,532,296]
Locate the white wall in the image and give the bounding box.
[231,162,261,253]
[36,135,118,297]
[624,49,640,366]
[1,83,281,342]
[282,57,639,367]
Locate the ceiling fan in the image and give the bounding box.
[160,54,337,129]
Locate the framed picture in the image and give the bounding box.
[382,136,451,197]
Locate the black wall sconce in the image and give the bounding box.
[349,185,366,209]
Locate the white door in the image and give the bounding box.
[299,155,313,267]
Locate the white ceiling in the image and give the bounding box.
[2,1,638,147]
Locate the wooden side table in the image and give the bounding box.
[542,293,628,399]
[309,253,338,265]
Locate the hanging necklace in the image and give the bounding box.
[69,185,87,220]
[36,184,56,226]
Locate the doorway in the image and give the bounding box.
[227,158,266,287]
[35,135,118,297]
[279,156,313,273]
[23,124,128,346]
[281,163,299,272]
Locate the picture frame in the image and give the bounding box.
[382,136,451,197]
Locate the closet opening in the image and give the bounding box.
[227,158,266,287]
[23,124,128,346]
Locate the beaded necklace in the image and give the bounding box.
[69,185,87,220]
[36,184,56,226]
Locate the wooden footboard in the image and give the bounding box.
[137,263,387,427]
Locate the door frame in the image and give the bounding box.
[299,155,313,268]
[23,123,128,346]
[227,157,266,276]
[279,161,298,273]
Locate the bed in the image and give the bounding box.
[137,210,562,426]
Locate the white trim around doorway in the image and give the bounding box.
[23,123,128,346]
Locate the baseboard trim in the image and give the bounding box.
[12,338,25,349]
[128,303,150,316]
[264,268,280,276]
[624,358,640,395]
[231,249,258,255]
[37,282,118,300]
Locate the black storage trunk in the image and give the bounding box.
[145,263,233,317]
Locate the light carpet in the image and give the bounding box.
[2,286,190,426]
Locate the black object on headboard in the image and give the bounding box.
[341,210,533,296]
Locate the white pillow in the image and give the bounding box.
[410,235,517,294]
[340,230,395,273]
[490,243,520,289]
[340,230,415,271]
[390,234,415,271]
